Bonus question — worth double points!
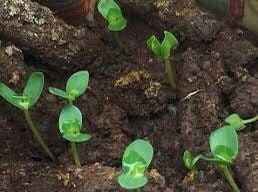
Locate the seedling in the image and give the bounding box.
[118,139,153,191]
[146,31,179,89]
[183,126,240,192]
[59,104,91,167]
[97,0,127,47]
[0,72,55,161]
[49,70,89,104]
[224,113,258,131]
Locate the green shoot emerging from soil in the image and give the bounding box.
[97,0,127,47]
[118,139,153,191]
[146,31,179,89]
[0,72,55,161]
[224,113,258,131]
[59,104,91,167]
[183,126,240,192]
[49,70,89,104]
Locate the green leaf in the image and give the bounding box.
[183,150,194,170]
[225,113,245,131]
[107,8,127,31]
[118,173,147,190]
[209,126,238,164]
[146,35,162,57]
[161,31,178,59]
[97,0,121,19]
[0,83,23,109]
[63,133,91,142]
[49,87,72,100]
[23,72,44,108]
[66,71,89,99]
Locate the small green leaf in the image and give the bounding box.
[0,83,23,109]
[107,8,127,31]
[118,173,147,189]
[97,0,121,19]
[23,72,44,108]
[209,126,238,164]
[49,87,72,100]
[146,35,162,57]
[183,150,194,170]
[225,113,245,131]
[63,133,91,142]
[66,71,89,99]
[161,31,178,59]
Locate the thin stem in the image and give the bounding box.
[191,154,222,168]
[163,58,176,89]
[70,141,81,168]
[24,110,55,161]
[219,165,240,192]
[133,189,141,192]
[68,99,73,105]
[112,31,124,48]
[243,113,258,124]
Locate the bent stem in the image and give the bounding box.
[219,165,240,192]
[163,58,176,89]
[24,110,56,161]
[243,113,258,124]
[70,141,81,168]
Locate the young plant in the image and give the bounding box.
[59,104,91,167]
[146,31,179,89]
[118,139,153,191]
[0,72,55,161]
[97,0,127,47]
[224,113,258,131]
[183,126,240,192]
[49,70,89,104]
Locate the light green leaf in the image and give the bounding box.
[183,150,194,170]
[23,72,44,108]
[146,35,162,57]
[66,71,89,99]
[107,8,127,31]
[225,113,245,131]
[49,87,72,100]
[63,133,91,142]
[97,0,121,19]
[209,126,238,164]
[161,31,178,59]
[118,173,147,190]
[0,83,23,109]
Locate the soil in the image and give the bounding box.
[0,0,257,191]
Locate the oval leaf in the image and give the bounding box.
[146,35,162,58]
[118,173,147,189]
[107,8,127,31]
[209,126,238,164]
[0,83,23,109]
[66,71,89,99]
[97,0,121,19]
[63,133,91,142]
[183,150,194,170]
[161,31,179,59]
[49,87,71,100]
[225,113,245,131]
[23,72,44,108]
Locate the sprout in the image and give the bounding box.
[183,126,240,192]
[146,31,178,89]
[225,113,258,131]
[49,70,89,104]
[59,104,91,167]
[118,139,153,191]
[0,72,55,161]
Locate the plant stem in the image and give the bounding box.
[219,165,240,192]
[163,58,176,89]
[113,31,124,48]
[243,113,258,124]
[24,110,56,161]
[68,99,73,105]
[70,141,81,168]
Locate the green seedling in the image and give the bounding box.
[49,70,89,104]
[183,126,240,192]
[118,139,153,191]
[0,72,55,161]
[97,0,127,47]
[146,31,179,89]
[59,104,91,167]
[225,113,258,131]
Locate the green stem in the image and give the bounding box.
[243,113,258,124]
[219,165,240,192]
[70,141,81,168]
[163,58,176,89]
[133,189,141,192]
[191,154,223,168]
[113,31,124,48]
[24,110,56,161]
[68,99,73,105]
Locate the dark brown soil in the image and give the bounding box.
[0,0,257,191]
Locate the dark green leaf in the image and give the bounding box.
[49,87,71,100]
[23,72,44,108]
[97,0,120,19]
[0,83,23,109]
[66,71,89,99]
[107,8,127,31]
[209,126,238,164]
[225,113,245,131]
[118,173,147,189]
[63,133,91,142]
[161,31,178,59]
[146,35,162,57]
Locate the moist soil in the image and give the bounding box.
[0,0,257,191]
